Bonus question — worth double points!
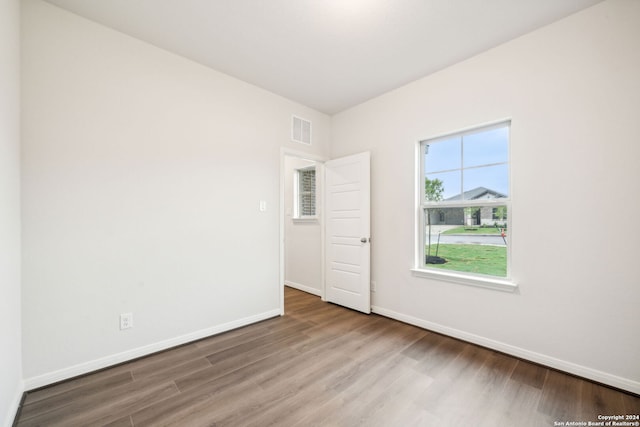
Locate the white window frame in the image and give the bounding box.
[411,120,517,292]
[293,166,318,221]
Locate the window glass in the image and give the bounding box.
[424,136,460,173]
[462,164,509,197]
[463,126,509,168]
[420,121,510,279]
[425,171,460,201]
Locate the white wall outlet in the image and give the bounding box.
[371,281,377,292]
[120,313,133,330]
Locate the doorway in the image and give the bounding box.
[279,149,372,315]
[279,150,326,315]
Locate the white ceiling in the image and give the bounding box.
[44,0,602,114]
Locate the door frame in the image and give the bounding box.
[279,147,328,315]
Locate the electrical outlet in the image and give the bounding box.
[371,281,377,292]
[120,313,133,330]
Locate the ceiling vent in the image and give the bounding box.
[292,116,312,145]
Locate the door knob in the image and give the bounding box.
[361,237,368,243]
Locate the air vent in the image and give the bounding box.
[292,116,312,145]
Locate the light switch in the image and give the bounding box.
[259,200,267,212]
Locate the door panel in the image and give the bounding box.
[325,152,371,314]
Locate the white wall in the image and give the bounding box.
[284,156,323,296]
[0,0,23,424]
[331,0,640,393]
[21,0,330,386]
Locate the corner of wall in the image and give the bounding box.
[0,0,23,425]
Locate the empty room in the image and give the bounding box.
[1,0,639,425]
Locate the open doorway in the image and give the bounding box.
[280,150,326,315]
[279,149,372,315]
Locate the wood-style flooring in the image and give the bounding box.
[15,287,640,426]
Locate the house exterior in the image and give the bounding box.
[428,187,507,226]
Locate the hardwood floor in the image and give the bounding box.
[16,287,640,426]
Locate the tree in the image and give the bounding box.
[425,177,444,202]
[425,178,444,262]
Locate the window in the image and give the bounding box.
[294,166,316,218]
[418,121,510,280]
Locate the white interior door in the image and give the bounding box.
[325,151,371,314]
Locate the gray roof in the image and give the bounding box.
[445,186,506,201]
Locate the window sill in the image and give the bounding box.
[410,268,518,293]
[292,217,318,223]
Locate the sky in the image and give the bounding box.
[424,124,509,200]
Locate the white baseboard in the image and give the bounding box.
[284,280,322,297]
[372,305,640,395]
[23,309,281,391]
[3,381,24,427]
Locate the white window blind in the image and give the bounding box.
[297,167,316,217]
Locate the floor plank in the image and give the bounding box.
[15,286,640,426]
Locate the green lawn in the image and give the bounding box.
[426,243,507,277]
[441,226,506,235]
